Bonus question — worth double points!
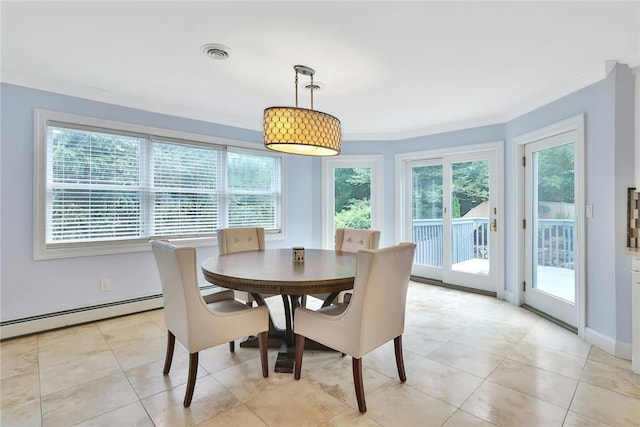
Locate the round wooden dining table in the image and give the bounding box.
[201,248,357,373]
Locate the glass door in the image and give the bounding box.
[407,149,499,293]
[524,132,577,326]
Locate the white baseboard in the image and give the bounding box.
[585,327,632,361]
[1,296,164,340]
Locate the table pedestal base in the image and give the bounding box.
[239,293,337,373]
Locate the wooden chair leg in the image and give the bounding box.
[294,334,305,380]
[394,335,407,382]
[229,340,235,353]
[258,331,269,378]
[183,352,198,407]
[352,357,367,413]
[163,331,175,375]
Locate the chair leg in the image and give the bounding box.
[229,340,235,353]
[258,331,269,378]
[183,352,198,407]
[352,357,367,413]
[394,335,407,382]
[163,331,176,375]
[294,334,305,380]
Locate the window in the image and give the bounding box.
[321,155,384,248]
[35,110,283,259]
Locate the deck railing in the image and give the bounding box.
[412,218,574,269]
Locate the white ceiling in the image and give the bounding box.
[2,1,639,141]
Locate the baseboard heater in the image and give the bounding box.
[0,294,164,341]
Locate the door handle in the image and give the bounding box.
[491,219,497,232]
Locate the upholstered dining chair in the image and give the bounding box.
[217,227,274,306]
[293,243,416,413]
[308,228,381,307]
[150,240,269,407]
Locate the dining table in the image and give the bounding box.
[201,248,357,373]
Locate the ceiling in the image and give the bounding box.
[2,1,639,141]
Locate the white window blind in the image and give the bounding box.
[43,119,282,251]
[48,124,145,243]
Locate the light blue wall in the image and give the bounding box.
[1,64,635,346]
[505,65,635,343]
[0,84,316,320]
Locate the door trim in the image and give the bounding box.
[395,141,505,299]
[513,114,585,337]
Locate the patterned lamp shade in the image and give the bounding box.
[264,106,341,156]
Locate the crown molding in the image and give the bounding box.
[2,57,634,143]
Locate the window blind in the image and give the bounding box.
[45,121,282,248]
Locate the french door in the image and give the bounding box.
[523,131,578,327]
[405,149,501,293]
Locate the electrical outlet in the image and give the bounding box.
[100,278,110,291]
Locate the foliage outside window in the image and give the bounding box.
[38,114,282,258]
[334,168,371,229]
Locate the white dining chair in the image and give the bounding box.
[217,227,275,306]
[151,240,269,407]
[293,242,416,413]
[309,228,381,307]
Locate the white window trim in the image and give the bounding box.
[513,114,586,338]
[34,109,286,260]
[321,155,384,249]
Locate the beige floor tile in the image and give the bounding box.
[39,350,121,396]
[37,325,109,368]
[523,321,591,359]
[588,347,632,371]
[196,404,268,427]
[442,409,498,427]
[96,311,156,334]
[111,334,174,370]
[0,335,38,380]
[365,382,456,427]
[0,398,41,427]
[563,411,613,427]
[5,282,640,427]
[451,327,521,357]
[322,407,382,426]
[101,321,166,349]
[146,308,167,329]
[300,352,391,410]
[213,352,292,403]
[361,340,423,379]
[0,370,40,410]
[246,379,347,427]
[487,359,579,408]
[197,342,261,374]
[569,382,640,427]
[427,341,504,378]
[406,358,483,407]
[125,351,208,399]
[461,381,567,427]
[508,341,586,379]
[580,360,640,398]
[41,372,139,427]
[142,375,240,426]
[73,402,154,427]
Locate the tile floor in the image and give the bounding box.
[1,282,639,426]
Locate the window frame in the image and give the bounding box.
[321,155,384,249]
[34,109,286,260]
